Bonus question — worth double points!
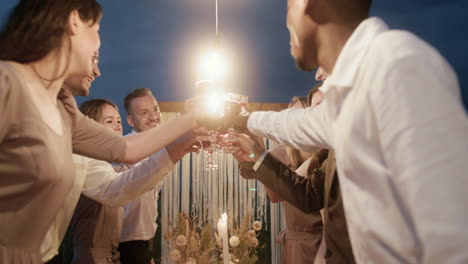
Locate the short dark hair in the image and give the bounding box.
[79,98,118,122]
[123,88,153,115]
[0,0,102,63]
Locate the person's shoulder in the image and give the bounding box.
[0,61,22,90]
[371,29,443,63]
[0,60,16,74]
[363,28,455,86]
[58,88,78,110]
[57,88,82,126]
[72,154,93,167]
[0,61,24,103]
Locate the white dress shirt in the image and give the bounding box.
[248,17,468,263]
[119,130,167,242]
[119,183,163,242]
[40,149,173,262]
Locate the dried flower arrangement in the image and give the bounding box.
[215,212,263,264]
[165,213,218,264]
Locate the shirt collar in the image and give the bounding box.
[320,17,388,94]
[125,129,138,136]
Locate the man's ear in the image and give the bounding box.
[127,115,135,128]
[67,10,82,35]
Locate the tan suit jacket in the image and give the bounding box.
[321,151,355,264]
[241,150,355,264]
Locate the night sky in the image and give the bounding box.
[1,0,467,133]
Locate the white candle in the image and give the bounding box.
[217,213,229,264]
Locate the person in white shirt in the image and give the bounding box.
[225,0,468,263]
[118,88,168,264]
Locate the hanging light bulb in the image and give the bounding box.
[198,49,229,81]
[197,0,230,82]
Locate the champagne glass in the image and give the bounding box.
[204,130,220,170]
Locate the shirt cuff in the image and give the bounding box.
[253,150,269,172]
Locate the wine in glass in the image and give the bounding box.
[195,80,224,170]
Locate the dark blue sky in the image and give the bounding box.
[1,0,467,130]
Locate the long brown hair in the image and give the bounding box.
[0,0,102,63]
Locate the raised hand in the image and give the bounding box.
[225,133,265,163]
[166,131,210,163]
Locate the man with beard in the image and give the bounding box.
[118,88,164,264]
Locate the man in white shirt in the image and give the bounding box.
[228,0,468,263]
[118,88,167,264]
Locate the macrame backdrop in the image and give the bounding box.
[159,112,285,263]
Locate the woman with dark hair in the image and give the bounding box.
[0,1,197,262]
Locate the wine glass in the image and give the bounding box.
[194,81,248,168]
[217,92,248,153]
[204,130,220,170]
[195,81,223,169]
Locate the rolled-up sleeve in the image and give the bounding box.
[247,106,332,152]
[82,148,174,207]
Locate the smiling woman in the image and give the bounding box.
[0,1,199,263]
[79,98,123,134]
[0,1,105,262]
[98,104,124,134]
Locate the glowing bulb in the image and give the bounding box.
[204,91,224,116]
[199,50,229,81]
